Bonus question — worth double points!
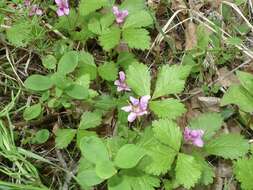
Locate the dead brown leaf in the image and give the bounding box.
[217,67,240,88]
[185,21,197,50]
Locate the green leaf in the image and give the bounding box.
[88,17,102,35]
[42,55,57,70]
[58,51,79,74]
[149,99,186,119]
[227,37,243,45]
[234,157,253,190]
[75,74,90,88]
[114,144,146,169]
[77,169,104,187]
[98,62,118,81]
[99,26,121,51]
[79,111,102,129]
[24,75,53,91]
[152,119,182,151]
[120,0,145,13]
[78,51,97,80]
[33,129,50,144]
[122,28,150,50]
[65,84,89,100]
[153,65,191,99]
[237,71,253,96]
[123,10,153,29]
[189,112,223,140]
[197,25,210,50]
[117,52,137,69]
[76,130,97,148]
[175,153,202,189]
[94,95,117,111]
[23,103,42,121]
[96,160,117,179]
[204,134,249,159]
[138,128,177,175]
[221,85,253,113]
[80,136,109,164]
[126,62,151,96]
[55,129,76,149]
[79,0,107,16]
[108,175,131,190]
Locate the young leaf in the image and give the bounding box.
[98,62,118,81]
[114,144,146,169]
[79,0,107,16]
[42,55,57,70]
[149,99,186,119]
[79,111,102,130]
[58,51,79,74]
[96,160,117,179]
[24,75,53,91]
[99,26,121,51]
[153,65,191,99]
[221,85,253,113]
[237,71,253,96]
[65,84,89,100]
[77,169,104,187]
[204,134,249,159]
[126,62,151,96]
[234,157,253,190]
[78,51,97,80]
[55,129,76,149]
[123,10,153,29]
[33,129,50,144]
[80,136,109,164]
[122,28,151,50]
[189,112,223,140]
[175,153,202,189]
[23,103,42,121]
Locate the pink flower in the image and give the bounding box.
[55,0,69,16]
[112,6,128,24]
[121,95,150,122]
[114,71,131,92]
[24,0,31,7]
[184,127,204,147]
[29,5,43,16]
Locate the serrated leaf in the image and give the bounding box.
[138,128,177,175]
[24,75,53,91]
[221,85,253,113]
[99,26,121,51]
[58,51,79,74]
[78,51,97,80]
[123,10,153,29]
[96,160,117,179]
[114,144,146,169]
[126,62,151,96]
[153,65,191,99]
[149,99,186,119]
[189,112,223,140]
[79,0,107,16]
[122,28,150,50]
[98,62,118,81]
[55,129,76,149]
[23,103,42,121]
[152,119,182,151]
[88,17,102,35]
[237,71,253,96]
[175,153,202,189]
[77,169,104,187]
[204,134,249,159]
[79,111,102,129]
[234,157,253,190]
[80,136,109,164]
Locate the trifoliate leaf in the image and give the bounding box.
[24,75,53,91]
[152,119,182,151]
[123,10,153,29]
[77,169,104,187]
[58,51,79,74]
[122,28,151,50]
[149,99,186,119]
[204,134,249,159]
[189,112,223,140]
[98,62,118,81]
[79,111,102,129]
[99,26,121,51]
[175,153,202,189]
[138,128,177,175]
[79,0,107,16]
[114,144,146,169]
[23,103,42,121]
[80,136,109,164]
[55,129,76,149]
[221,85,253,113]
[126,62,151,96]
[237,71,253,96]
[78,51,97,80]
[234,157,253,190]
[96,160,117,179]
[153,65,192,99]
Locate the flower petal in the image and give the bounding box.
[55,0,62,5]
[57,9,65,16]
[64,7,70,15]
[119,71,125,81]
[193,138,204,147]
[112,6,119,14]
[130,96,139,106]
[121,106,132,112]
[140,95,150,110]
[128,112,137,122]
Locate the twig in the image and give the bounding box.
[42,21,67,40]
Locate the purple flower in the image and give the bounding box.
[184,127,204,147]
[114,71,131,92]
[55,0,69,16]
[24,0,31,7]
[121,95,150,122]
[29,5,43,16]
[112,6,128,24]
